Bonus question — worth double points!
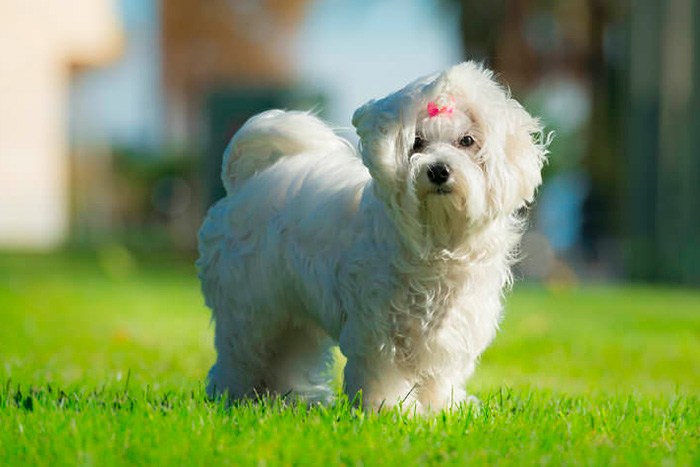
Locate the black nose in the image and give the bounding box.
[427,163,451,185]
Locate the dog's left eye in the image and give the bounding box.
[458,135,475,148]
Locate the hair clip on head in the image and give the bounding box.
[427,96,455,117]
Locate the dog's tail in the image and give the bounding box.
[221,110,349,194]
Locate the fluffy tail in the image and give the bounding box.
[221,110,348,194]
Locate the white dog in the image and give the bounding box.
[197,62,548,413]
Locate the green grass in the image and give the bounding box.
[1,251,699,465]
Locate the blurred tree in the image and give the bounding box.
[452,0,619,267]
[455,0,538,94]
[690,0,700,285]
[448,0,700,285]
[624,0,700,285]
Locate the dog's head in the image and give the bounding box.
[353,62,548,252]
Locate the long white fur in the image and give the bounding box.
[197,62,549,413]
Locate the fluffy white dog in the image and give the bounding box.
[197,62,548,413]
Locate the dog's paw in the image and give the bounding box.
[463,394,482,415]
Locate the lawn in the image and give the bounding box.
[1,251,699,465]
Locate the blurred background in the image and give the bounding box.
[0,0,698,286]
[1,0,699,403]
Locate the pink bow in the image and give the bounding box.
[427,98,454,117]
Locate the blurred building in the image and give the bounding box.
[161,0,315,208]
[162,0,310,147]
[1,0,312,251]
[0,0,122,248]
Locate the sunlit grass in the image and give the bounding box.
[1,252,699,465]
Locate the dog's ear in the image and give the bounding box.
[497,101,549,212]
[353,71,441,185]
[352,98,403,183]
[352,99,380,147]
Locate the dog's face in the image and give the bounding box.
[353,62,547,251]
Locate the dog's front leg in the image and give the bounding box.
[343,356,422,414]
[416,361,478,412]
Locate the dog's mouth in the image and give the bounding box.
[430,186,453,196]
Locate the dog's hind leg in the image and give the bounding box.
[262,322,335,405]
[206,358,266,402]
[206,311,278,401]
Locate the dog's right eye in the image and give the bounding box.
[412,135,426,152]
